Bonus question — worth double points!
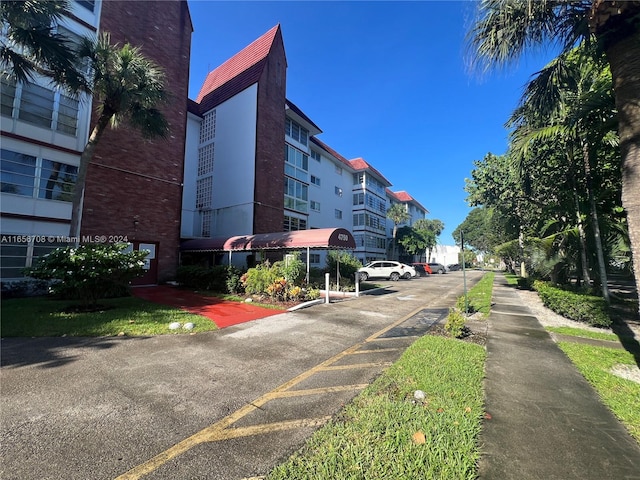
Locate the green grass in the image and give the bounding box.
[1,296,217,337]
[546,326,620,342]
[457,271,495,317]
[267,335,486,480]
[556,342,640,442]
[504,273,519,285]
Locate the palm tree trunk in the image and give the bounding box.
[69,112,112,239]
[605,30,640,313]
[567,150,591,286]
[581,137,610,303]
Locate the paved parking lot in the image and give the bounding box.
[1,271,482,480]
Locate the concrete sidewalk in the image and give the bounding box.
[478,274,640,479]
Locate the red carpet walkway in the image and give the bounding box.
[131,285,286,328]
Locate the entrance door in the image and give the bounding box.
[130,241,158,285]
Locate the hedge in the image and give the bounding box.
[533,280,611,327]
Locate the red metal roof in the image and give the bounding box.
[195,25,283,112]
[349,157,392,186]
[181,228,356,252]
[386,189,429,214]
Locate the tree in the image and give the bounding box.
[509,43,619,300]
[0,0,86,90]
[468,0,640,309]
[69,33,169,237]
[414,218,444,262]
[386,203,410,261]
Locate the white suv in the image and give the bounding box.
[357,261,416,281]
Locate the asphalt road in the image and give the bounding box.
[1,270,483,480]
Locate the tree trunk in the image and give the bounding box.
[69,113,112,239]
[604,28,640,314]
[581,137,610,302]
[567,150,591,286]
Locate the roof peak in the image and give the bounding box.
[195,24,281,103]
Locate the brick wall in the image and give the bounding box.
[253,28,287,234]
[81,0,192,282]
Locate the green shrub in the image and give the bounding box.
[177,265,245,293]
[326,250,362,281]
[25,243,146,306]
[241,261,279,295]
[445,308,466,338]
[517,277,534,290]
[533,280,611,327]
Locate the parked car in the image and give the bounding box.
[447,263,462,271]
[411,262,433,276]
[358,261,416,281]
[428,262,447,274]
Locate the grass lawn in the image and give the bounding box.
[555,341,640,443]
[267,335,486,480]
[458,271,494,317]
[267,272,494,479]
[1,295,217,337]
[546,326,620,342]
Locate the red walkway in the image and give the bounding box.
[131,285,286,328]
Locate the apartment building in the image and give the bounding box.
[1,0,192,284]
[181,25,427,268]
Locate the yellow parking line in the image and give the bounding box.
[272,384,369,398]
[200,417,333,442]
[319,362,393,371]
[116,303,432,479]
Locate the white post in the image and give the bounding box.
[355,272,360,297]
[325,272,330,304]
[336,254,340,292]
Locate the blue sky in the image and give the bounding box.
[186,0,556,244]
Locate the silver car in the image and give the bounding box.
[357,261,416,281]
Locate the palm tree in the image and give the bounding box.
[69,33,169,238]
[414,218,444,262]
[0,0,86,90]
[469,0,640,308]
[387,203,410,261]
[509,44,618,300]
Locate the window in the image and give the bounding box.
[310,175,320,186]
[335,165,342,175]
[198,143,215,175]
[352,212,385,232]
[334,186,343,197]
[285,117,309,146]
[39,160,77,201]
[310,200,320,212]
[200,110,216,143]
[284,177,308,213]
[196,176,212,209]
[57,26,91,74]
[1,77,16,117]
[0,237,67,279]
[335,209,342,220]
[1,150,36,196]
[1,149,77,201]
[2,80,79,135]
[201,210,212,237]
[310,253,321,264]
[284,215,307,231]
[19,82,54,128]
[310,150,321,162]
[285,145,308,182]
[353,192,364,205]
[76,0,95,12]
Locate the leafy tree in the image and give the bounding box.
[69,33,169,237]
[326,250,362,282]
[386,203,410,261]
[397,226,427,259]
[468,0,640,309]
[414,218,444,261]
[1,0,87,90]
[453,207,503,254]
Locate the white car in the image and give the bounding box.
[357,261,416,281]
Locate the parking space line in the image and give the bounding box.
[272,384,369,398]
[115,303,435,479]
[319,362,393,371]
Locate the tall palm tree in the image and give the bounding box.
[0,0,86,90]
[469,0,640,308]
[387,203,410,261]
[69,33,169,238]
